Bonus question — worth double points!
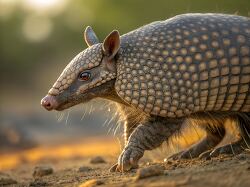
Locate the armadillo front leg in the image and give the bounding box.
[118,105,144,145]
[109,105,143,172]
[114,117,183,172]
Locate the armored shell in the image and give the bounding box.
[115,13,250,118]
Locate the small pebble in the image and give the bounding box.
[135,165,165,180]
[79,179,104,187]
[90,156,106,164]
[78,166,93,172]
[164,160,173,165]
[0,172,17,185]
[33,166,53,178]
[163,170,169,175]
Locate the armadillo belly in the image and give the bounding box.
[115,14,250,118]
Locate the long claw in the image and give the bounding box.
[199,150,212,159]
[199,139,248,159]
[112,146,143,172]
[167,151,184,160]
[109,164,118,172]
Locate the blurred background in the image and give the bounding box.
[0,0,249,170]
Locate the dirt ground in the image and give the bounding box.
[1,143,250,187]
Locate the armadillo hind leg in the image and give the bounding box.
[113,117,183,172]
[200,113,250,159]
[169,124,226,160]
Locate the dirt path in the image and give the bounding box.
[1,151,250,187]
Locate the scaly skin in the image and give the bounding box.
[115,14,250,117]
[42,13,250,172]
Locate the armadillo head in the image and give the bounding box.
[41,26,120,111]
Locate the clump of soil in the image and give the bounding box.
[90,156,106,164]
[135,165,165,179]
[33,166,53,178]
[0,172,17,186]
[78,166,93,172]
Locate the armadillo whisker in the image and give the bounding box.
[65,109,70,126]
[243,124,250,141]
[230,143,236,156]
[80,108,87,121]
[56,111,65,122]
[242,136,250,149]
[106,114,116,127]
[88,104,93,115]
[189,121,202,140]
[102,118,109,127]
[114,122,122,136]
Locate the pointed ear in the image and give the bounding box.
[102,30,120,59]
[84,26,99,47]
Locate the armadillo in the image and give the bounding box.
[41,13,250,172]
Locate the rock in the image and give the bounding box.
[78,166,93,172]
[90,156,106,164]
[33,166,53,178]
[0,172,17,185]
[135,165,165,180]
[79,179,104,187]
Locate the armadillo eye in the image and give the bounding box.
[79,72,91,81]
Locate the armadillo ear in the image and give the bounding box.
[102,30,120,59]
[84,26,99,47]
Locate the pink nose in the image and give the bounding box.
[41,95,58,111]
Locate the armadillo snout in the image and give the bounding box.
[41,95,59,111]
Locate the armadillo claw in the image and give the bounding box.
[210,141,246,157]
[113,146,143,172]
[168,149,202,160]
[167,151,185,161]
[109,163,118,172]
[109,162,139,173]
[199,150,212,159]
[199,139,248,160]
